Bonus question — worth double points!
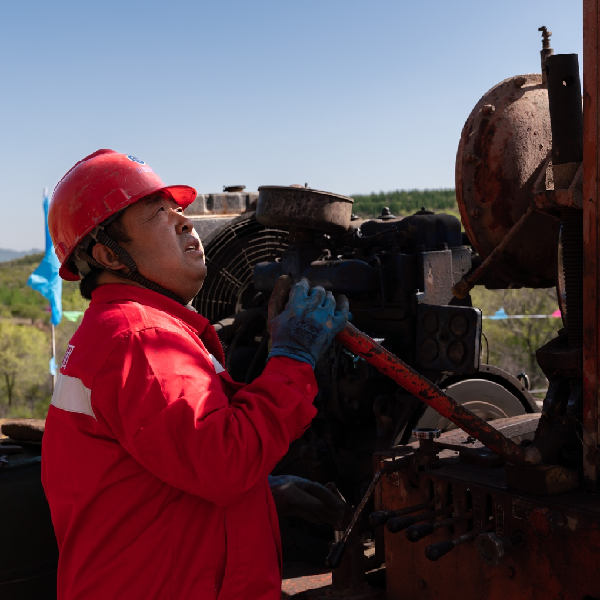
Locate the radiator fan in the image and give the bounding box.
[193,212,289,324]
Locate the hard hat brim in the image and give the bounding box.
[158,184,198,210]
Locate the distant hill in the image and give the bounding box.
[0,248,44,262]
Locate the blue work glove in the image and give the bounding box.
[268,475,346,527]
[268,279,349,368]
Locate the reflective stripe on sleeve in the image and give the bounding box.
[209,354,225,374]
[51,373,96,419]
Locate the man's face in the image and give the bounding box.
[119,195,207,303]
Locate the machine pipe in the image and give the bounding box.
[546,53,583,166]
[546,53,584,349]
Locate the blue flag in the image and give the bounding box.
[27,192,62,325]
[489,307,508,320]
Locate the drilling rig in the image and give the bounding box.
[364,17,596,598]
[356,14,597,596]
[190,9,599,599]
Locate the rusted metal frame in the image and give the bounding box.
[452,206,534,299]
[583,0,600,485]
[338,324,537,465]
[532,159,583,211]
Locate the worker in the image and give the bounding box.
[42,149,349,600]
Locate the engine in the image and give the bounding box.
[192,189,538,512]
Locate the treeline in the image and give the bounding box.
[351,188,458,217]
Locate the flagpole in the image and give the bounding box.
[28,186,62,395]
[51,322,56,391]
[43,186,56,392]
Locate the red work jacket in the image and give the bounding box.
[41,284,317,599]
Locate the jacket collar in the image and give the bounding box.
[90,283,210,337]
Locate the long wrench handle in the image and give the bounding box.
[337,324,530,465]
[268,275,530,465]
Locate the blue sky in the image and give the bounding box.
[1,0,583,250]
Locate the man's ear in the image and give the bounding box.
[92,243,127,271]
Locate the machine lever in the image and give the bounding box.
[387,505,454,534]
[406,510,473,542]
[325,456,412,569]
[368,501,433,527]
[368,509,397,527]
[425,521,493,561]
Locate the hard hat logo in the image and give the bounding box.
[126,155,146,165]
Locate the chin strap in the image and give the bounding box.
[74,231,186,306]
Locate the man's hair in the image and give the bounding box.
[79,212,132,300]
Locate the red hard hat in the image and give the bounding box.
[49,149,197,281]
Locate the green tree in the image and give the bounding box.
[0,322,51,413]
[470,287,560,391]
